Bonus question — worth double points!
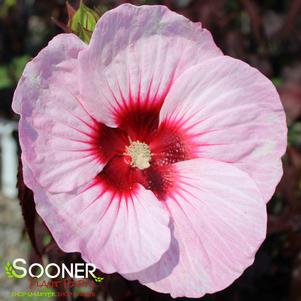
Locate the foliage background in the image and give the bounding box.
[0,0,301,300]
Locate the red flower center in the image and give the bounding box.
[88,100,194,201]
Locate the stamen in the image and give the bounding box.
[125,140,151,170]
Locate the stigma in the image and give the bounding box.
[125,140,151,170]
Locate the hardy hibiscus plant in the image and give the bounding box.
[13,4,287,298]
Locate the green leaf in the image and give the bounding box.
[0,66,13,89]
[11,55,31,81]
[42,234,52,246]
[288,122,301,147]
[69,1,101,43]
[0,0,17,17]
[5,262,15,279]
[272,77,283,87]
[0,56,30,89]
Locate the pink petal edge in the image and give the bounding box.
[78,3,222,126]
[22,161,171,274]
[160,55,287,202]
[124,158,267,298]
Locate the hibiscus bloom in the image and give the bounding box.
[13,4,287,298]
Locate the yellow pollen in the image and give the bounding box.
[125,140,151,170]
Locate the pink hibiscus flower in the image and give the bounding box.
[12,4,287,298]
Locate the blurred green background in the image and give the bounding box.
[0,0,301,300]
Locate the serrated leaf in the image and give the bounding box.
[69,2,101,43]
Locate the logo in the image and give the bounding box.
[4,258,104,298]
[5,261,24,279]
[4,258,100,280]
[93,276,104,283]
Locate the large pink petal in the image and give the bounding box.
[23,163,171,274]
[78,4,222,129]
[159,56,287,202]
[13,34,109,193]
[124,158,267,298]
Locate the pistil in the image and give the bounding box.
[125,140,151,170]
